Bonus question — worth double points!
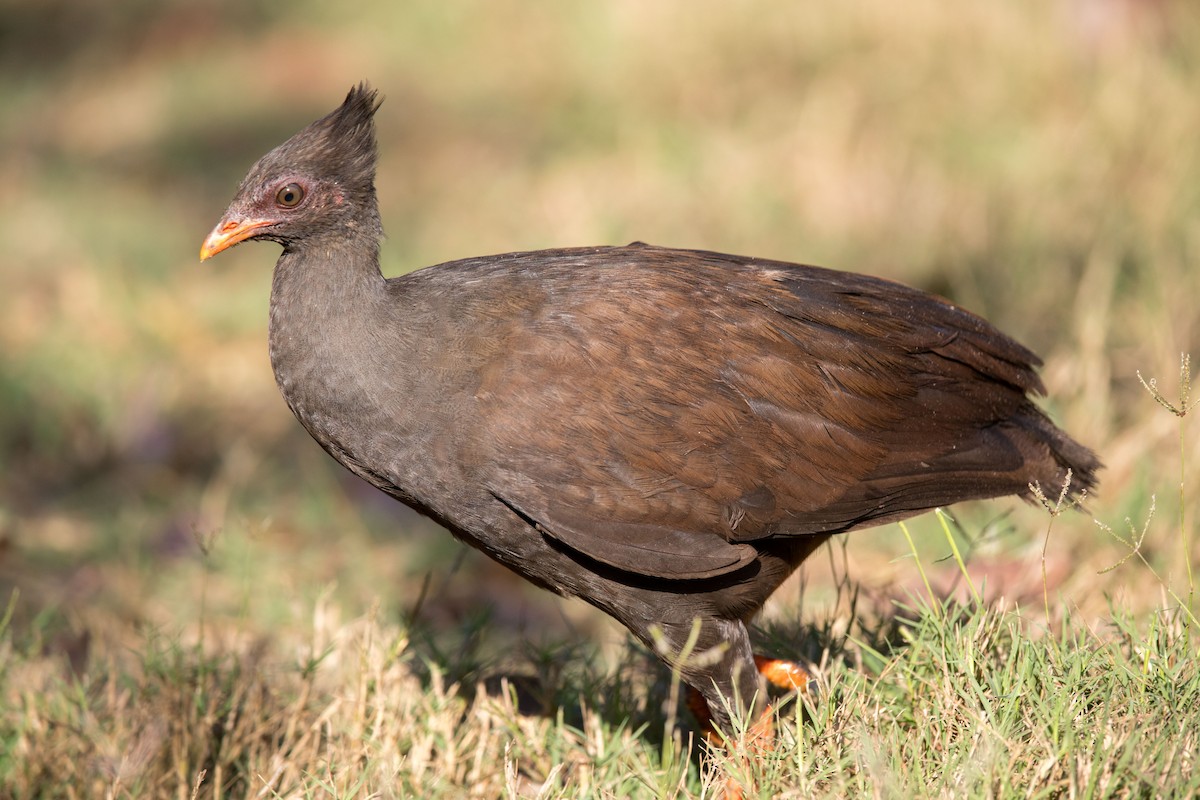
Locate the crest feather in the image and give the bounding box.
[253,82,384,196]
[327,82,383,146]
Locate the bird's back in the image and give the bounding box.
[378,244,1098,582]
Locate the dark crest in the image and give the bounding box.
[273,83,383,192]
[323,83,382,155]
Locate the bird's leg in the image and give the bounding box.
[686,654,813,743]
[686,655,813,800]
[656,617,814,796]
[673,619,763,738]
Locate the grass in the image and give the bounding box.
[2,0,1200,797]
[3,575,1197,797]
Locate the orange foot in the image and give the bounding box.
[685,655,814,798]
[752,654,812,693]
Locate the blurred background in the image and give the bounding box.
[1,0,1197,664]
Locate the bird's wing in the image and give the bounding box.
[488,490,760,580]
[469,246,1049,580]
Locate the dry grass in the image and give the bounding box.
[3,586,1197,798]
[1,0,1199,797]
[1,595,694,798]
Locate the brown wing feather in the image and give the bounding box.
[490,491,759,580]
[469,244,1089,579]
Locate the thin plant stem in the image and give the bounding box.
[1029,470,1075,629]
[899,520,938,617]
[1138,353,1196,622]
[936,508,981,605]
[1041,515,1053,628]
[1180,411,1193,614]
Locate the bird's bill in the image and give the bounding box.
[199,217,275,261]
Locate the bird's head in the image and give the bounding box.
[200,83,383,260]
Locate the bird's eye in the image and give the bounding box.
[276,183,304,207]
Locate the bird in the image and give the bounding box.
[200,83,1099,742]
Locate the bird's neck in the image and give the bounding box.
[266,232,395,448]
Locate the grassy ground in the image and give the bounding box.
[3,588,1197,798]
[1,0,1198,797]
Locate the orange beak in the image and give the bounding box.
[199,217,276,261]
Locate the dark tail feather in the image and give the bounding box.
[1012,405,1101,503]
